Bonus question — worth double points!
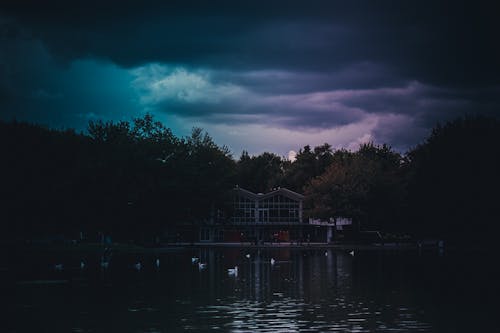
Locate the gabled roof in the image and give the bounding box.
[234,186,259,200]
[233,186,304,201]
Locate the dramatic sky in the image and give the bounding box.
[1,1,499,157]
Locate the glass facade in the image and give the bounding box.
[232,196,256,224]
[231,191,302,225]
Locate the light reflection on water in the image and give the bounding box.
[193,293,431,332]
[4,247,496,332]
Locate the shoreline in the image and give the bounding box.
[4,240,448,254]
[167,241,418,250]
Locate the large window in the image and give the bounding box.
[259,194,300,223]
[258,209,269,222]
[232,195,256,223]
[200,228,210,241]
[231,192,301,224]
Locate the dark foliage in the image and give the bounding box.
[281,144,335,193]
[304,144,406,232]
[235,151,283,193]
[1,114,498,247]
[406,116,500,246]
[0,115,235,241]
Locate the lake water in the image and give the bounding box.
[3,247,497,332]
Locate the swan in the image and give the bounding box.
[270,258,276,265]
[245,254,251,259]
[192,257,199,264]
[198,262,207,270]
[349,250,355,256]
[227,266,238,276]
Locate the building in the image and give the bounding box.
[178,186,352,243]
[197,186,306,242]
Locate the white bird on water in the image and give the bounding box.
[192,257,199,264]
[349,250,355,256]
[270,258,276,265]
[325,251,328,257]
[155,258,160,269]
[198,262,207,270]
[245,254,251,259]
[134,262,142,271]
[228,266,238,276]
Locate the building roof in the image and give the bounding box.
[234,186,304,201]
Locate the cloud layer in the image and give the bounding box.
[1,1,500,155]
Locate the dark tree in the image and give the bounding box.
[282,143,335,192]
[305,143,405,232]
[406,116,500,246]
[236,151,284,193]
[0,115,236,242]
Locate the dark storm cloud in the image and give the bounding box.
[3,0,499,86]
[155,96,365,130]
[209,63,407,95]
[1,0,500,153]
[0,19,140,128]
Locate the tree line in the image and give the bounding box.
[1,114,499,246]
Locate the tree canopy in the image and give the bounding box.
[1,114,499,247]
[0,115,235,241]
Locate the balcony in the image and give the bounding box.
[229,217,303,225]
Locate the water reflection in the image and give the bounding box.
[184,249,431,332]
[6,247,496,332]
[188,248,355,303]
